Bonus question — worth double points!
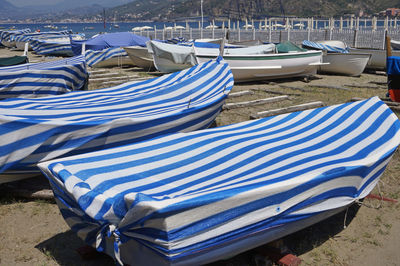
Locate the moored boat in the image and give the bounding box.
[302,40,370,76]
[0,57,233,183]
[349,47,400,70]
[38,97,400,266]
[318,52,371,76]
[196,42,322,82]
[0,55,87,99]
[124,45,155,70]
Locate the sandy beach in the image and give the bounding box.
[0,46,399,266]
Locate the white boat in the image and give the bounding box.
[302,40,370,76]
[391,40,400,50]
[148,40,277,75]
[349,47,400,70]
[195,43,323,82]
[318,52,371,76]
[124,45,155,70]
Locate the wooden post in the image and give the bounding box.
[353,29,358,47]
[340,17,343,31]
[386,33,392,58]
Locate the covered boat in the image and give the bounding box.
[71,32,149,68]
[30,35,84,57]
[12,30,72,51]
[0,57,232,182]
[196,41,322,82]
[124,45,155,70]
[0,28,31,47]
[0,55,28,67]
[302,40,371,76]
[38,97,400,266]
[0,55,87,99]
[148,40,277,75]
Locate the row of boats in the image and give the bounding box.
[1,28,400,266]
[2,28,400,82]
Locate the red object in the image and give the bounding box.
[278,254,302,266]
[366,193,398,203]
[389,89,400,102]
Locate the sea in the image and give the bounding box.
[0,19,390,39]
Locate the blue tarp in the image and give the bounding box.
[387,56,400,75]
[71,32,150,56]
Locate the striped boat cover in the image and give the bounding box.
[11,30,72,43]
[302,40,349,53]
[85,47,129,67]
[30,37,75,56]
[0,58,232,175]
[38,97,400,266]
[0,28,31,45]
[0,55,87,99]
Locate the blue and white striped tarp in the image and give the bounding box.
[302,40,349,53]
[38,97,400,266]
[85,47,129,67]
[30,37,74,56]
[0,57,232,176]
[0,28,31,46]
[0,55,87,98]
[30,35,84,56]
[11,30,72,43]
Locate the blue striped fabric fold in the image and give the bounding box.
[38,96,400,266]
[30,35,84,56]
[11,30,72,43]
[302,40,349,53]
[0,57,233,175]
[0,28,31,45]
[85,47,129,67]
[0,55,87,98]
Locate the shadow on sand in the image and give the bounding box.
[35,204,360,266]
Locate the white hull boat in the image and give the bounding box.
[349,47,400,70]
[319,52,371,76]
[90,56,134,68]
[391,40,400,50]
[196,50,323,82]
[124,46,155,69]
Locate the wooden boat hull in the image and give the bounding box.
[349,47,400,70]
[196,51,323,82]
[124,46,155,70]
[319,53,371,76]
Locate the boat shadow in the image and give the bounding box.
[35,231,115,266]
[35,204,360,266]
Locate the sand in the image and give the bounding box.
[0,47,399,266]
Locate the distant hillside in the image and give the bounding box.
[109,0,400,21]
[0,0,20,19]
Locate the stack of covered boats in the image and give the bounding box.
[1,29,400,266]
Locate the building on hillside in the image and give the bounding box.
[380,8,400,17]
